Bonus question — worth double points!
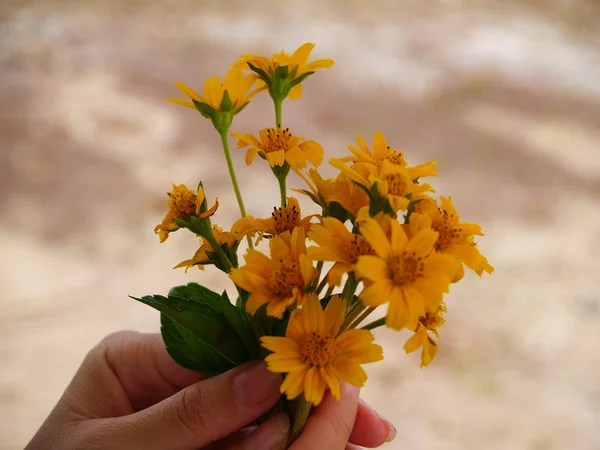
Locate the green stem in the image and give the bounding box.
[310,261,324,292]
[315,277,329,296]
[218,130,253,249]
[203,233,233,273]
[340,300,366,332]
[341,274,358,302]
[348,306,376,330]
[324,284,335,298]
[279,175,287,207]
[289,396,311,444]
[361,317,386,331]
[274,99,283,127]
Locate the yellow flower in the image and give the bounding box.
[330,159,433,213]
[354,218,455,330]
[261,294,383,405]
[339,132,437,180]
[168,69,260,124]
[230,227,317,318]
[343,132,407,167]
[235,42,334,100]
[231,197,313,244]
[174,225,238,272]
[410,196,494,277]
[232,126,323,171]
[404,301,447,367]
[295,169,370,220]
[154,184,218,243]
[307,217,374,286]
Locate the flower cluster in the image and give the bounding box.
[148,42,493,433]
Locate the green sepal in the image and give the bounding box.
[132,282,261,377]
[271,162,291,181]
[290,71,314,87]
[219,89,233,112]
[192,99,215,119]
[233,101,250,116]
[288,64,299,80]
[188,215,213,237]
[247,63,272,88]
[172,217,190,229]
[269,78,293,103]
[367,182,394,217]
[326,201,349,223]
[275,64,289,79]
[196,181,208,213]
[404,198,423,223]
[212,111,233,134]
[300,189,319,206]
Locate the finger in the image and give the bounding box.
[349,399,395,447]
[290,383,360,450]
[99,331,205,410]
[345,445,363,450]
[108,361,282,449]
[225,413,290,450]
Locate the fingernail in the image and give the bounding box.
[378,412,397,443]
[234,361,281,407]
[263,413,290,450]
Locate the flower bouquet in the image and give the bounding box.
[132,42,493,444]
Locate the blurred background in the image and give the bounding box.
[2,0,600,448]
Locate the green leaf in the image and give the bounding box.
[161,314,225,376]
[272,309,291,337]
[219,291,260,358]
[131,283,261,377]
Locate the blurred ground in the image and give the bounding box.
[1,1,600,449]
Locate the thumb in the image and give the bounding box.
[106,361,282,450]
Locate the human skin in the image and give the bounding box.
[26,331,395,450]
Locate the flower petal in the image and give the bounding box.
[358,219,391,259]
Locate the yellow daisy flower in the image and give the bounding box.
[330,159,433,212]
[295,169,370,220]
[410,196,494,277]
[229,227,317,318]
[232,126,323,171]
[354,218,455,330]
[235,42,334,100]
[154,184,218,243]
[168,69,260,118]
[231,197,313,244]
[174,225,238,272]
[339,132,437,180]
[343,132,407,167]
[261,294,383,405]
[404,301,447,367]
[307,217,374,286]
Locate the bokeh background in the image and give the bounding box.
[2,1,600,448]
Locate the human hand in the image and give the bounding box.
[26,331,395,449]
